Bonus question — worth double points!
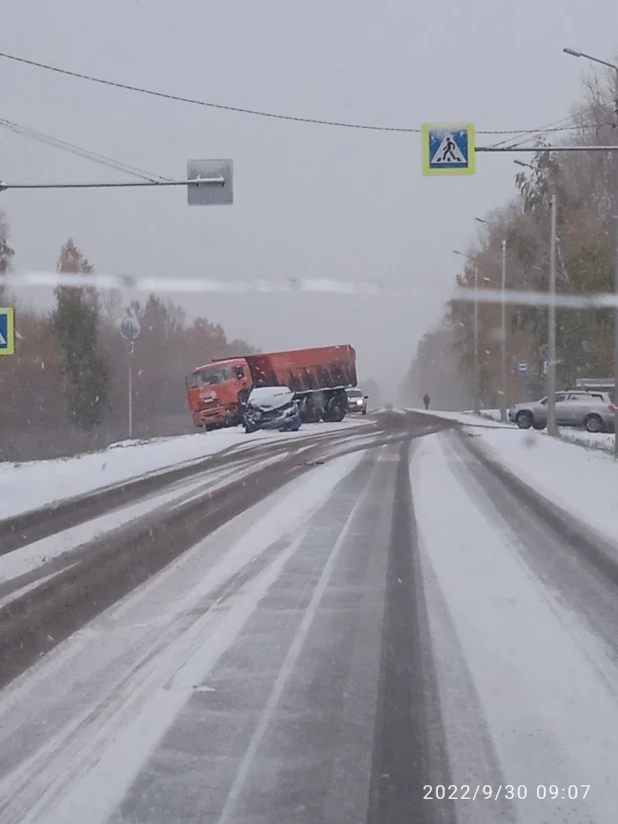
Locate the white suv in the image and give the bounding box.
[509,391,616,433]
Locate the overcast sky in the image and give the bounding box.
[3,0,618,397]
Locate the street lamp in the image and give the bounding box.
[500,240,507,422]
[564,46,618,453]
[514,159,559,436]
[563,47,618,75]
[475,216,507,420]
[454,250,480,413]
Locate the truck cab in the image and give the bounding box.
[186,358,251,429]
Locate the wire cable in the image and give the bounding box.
[0,116,172,182]
[0,49,590,136]
[485,115,578,149]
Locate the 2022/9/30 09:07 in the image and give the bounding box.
[422,784,592,801]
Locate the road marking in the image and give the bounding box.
[216,472,370,824]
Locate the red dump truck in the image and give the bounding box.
[186,345,357,430]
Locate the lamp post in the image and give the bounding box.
[564,47,618,453]
[119,313,141,440]
[454,250,480,413]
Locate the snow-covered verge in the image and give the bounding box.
[475,409,615,450]
[0,455,288,599]
[0,418,372,522]
[557,428,615,453]
[476,408,502,422]
[466,425,618,544]
[412,408,616,451]
[406,408,507,428]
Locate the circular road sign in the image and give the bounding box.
[119,315,141,341]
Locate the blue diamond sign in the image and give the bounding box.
[0,307,14,356]
[422,123,475,176]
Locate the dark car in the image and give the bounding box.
[346,387,368,415]
[243,386,302,434]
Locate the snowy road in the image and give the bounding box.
[0,414,616,822]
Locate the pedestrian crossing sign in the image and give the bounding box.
[0,307,15,355]
[422,123,475,176]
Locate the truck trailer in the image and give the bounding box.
[186,345,357,430]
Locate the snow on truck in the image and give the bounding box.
[186,345,357,430]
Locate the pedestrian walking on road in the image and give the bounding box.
[423,393,430,410]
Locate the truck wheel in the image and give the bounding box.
[304,403,321,424]
[325,392,347,422]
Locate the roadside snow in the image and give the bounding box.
[411,433,618,823]
[477,408,502,422]
[0,456,288,590]
[407,408,507,428]
[411,408,618,453]
[0,419,372,521]
[467,425,618,544]
[0,431,241,522]
[557,428,615,453]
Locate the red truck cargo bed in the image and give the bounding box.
[245,345,356,392]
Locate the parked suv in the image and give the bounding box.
[508,391,616,433]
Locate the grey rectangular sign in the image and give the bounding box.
[187,159,233,205]
[576,377,614,389]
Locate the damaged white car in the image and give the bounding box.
[242,386,302,434]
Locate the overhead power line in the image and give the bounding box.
[0,49,587,136]
[486,115,578,149]
[0,116,172,182]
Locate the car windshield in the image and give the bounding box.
[347,389,363,397]
[249,386,293,407]
[191,366,230,387]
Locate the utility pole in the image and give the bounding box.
[614,215,618,455]
[514,158,559,436]
[547,192,558,436]
[473,266,480,413]
[563,48,618,451]
[500,240,507,422]
[453,249,481,413]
